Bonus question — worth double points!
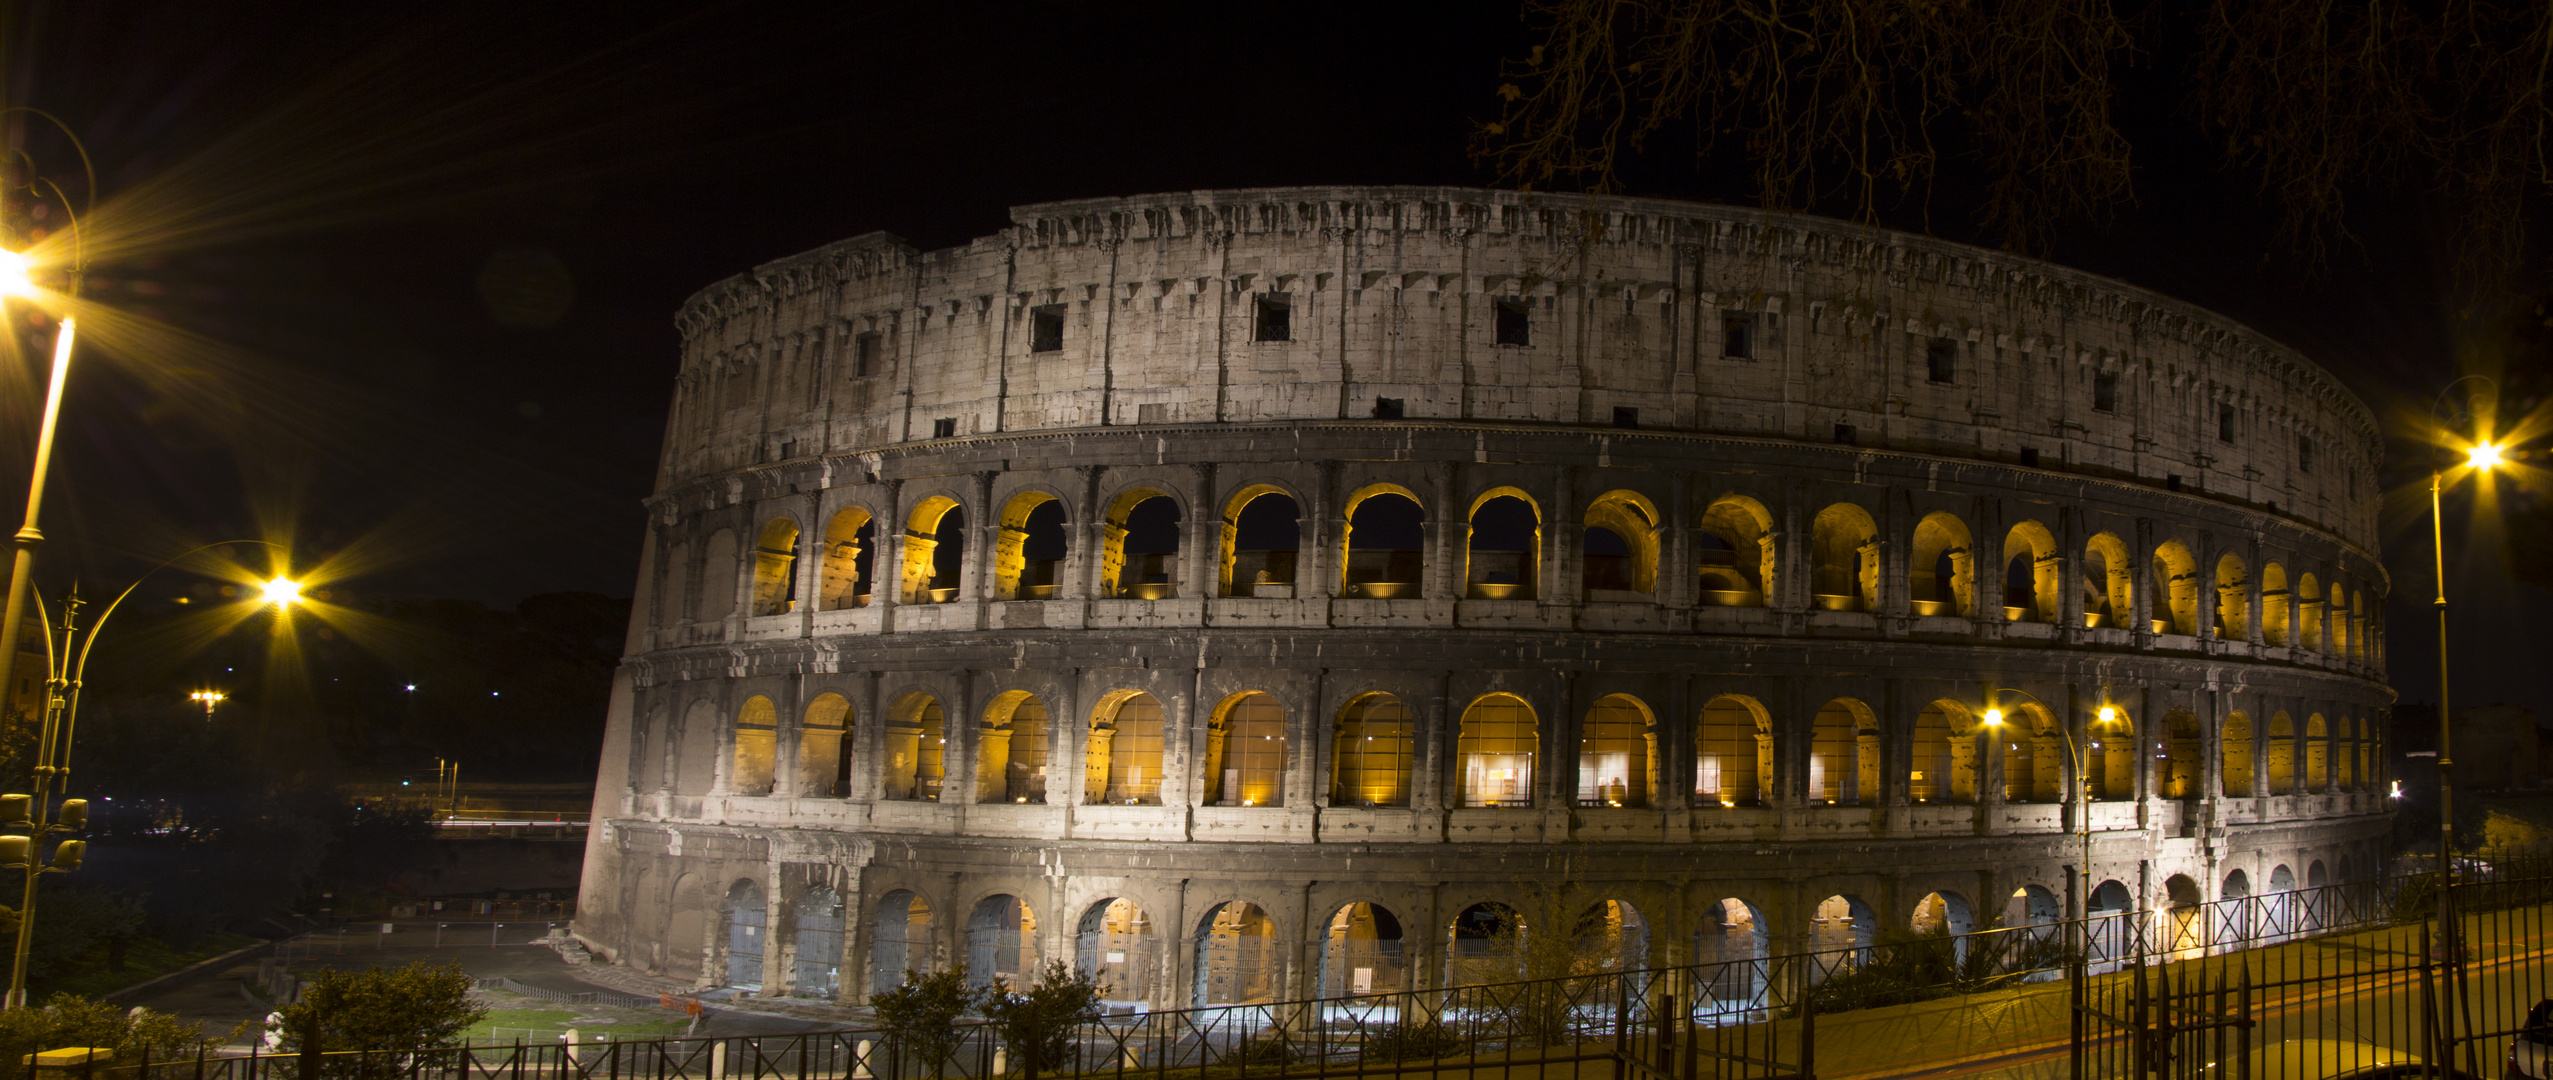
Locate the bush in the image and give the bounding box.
[272,959,485,1080]
[1363,1019,1463,1062]
[982,961,1102,1075]
[0,995,225,1071]
[869,966,979,1079]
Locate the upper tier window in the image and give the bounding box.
[1722,313,1755,359]
[1254,293,1291,342]
[2094,371,2118,412]
[1030,305,1065,353]
[1925,337,1957,383]
[1494,298,1530,346]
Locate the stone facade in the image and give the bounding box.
[574,187,2393,1008]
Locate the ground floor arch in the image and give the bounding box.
[1194,901,1279,1006]
[1076,898,1158,1009]
[1318,901,1407,998]
[871,890,933,992]
[965,894,1038,989]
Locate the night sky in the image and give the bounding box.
[0,2,2539,720]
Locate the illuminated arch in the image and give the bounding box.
[1696,494,1775,605]
[1575,694,1657,808]
[2083,532,2133,629]
[749,517,802,617]
[732,695,777,795]
[799,693,852,797]
[1457,694,1538,808]
[2151,540,2199,635]
[978,690,1052,804]
[1912,700,1981,803]
[1341,484,1426,598]
[2214,552,2250,640]
[2266,712,2296,795]
[2261,562,2290,646]
[2001,520,2059,623]
[1808,698,1881,805]
[992,490,1069,601]
[2305,713,2330,793]
[1465,486,1541,600]
[1085,690,1167,806]
[1202,691,1288,807]
[882,692,948,801]
[1695,695,1773,808]
[1333,693,1414,808]
[901,496,966,604]
[1219,484,1302,596]
[1909,512,1978,617]
[2221,711,2256,796]
[816,507,875,610]
[1101,486,1183,599]
[1810,503,1880,611]
[2297,572,2324,652]
[1582,490,1660,596]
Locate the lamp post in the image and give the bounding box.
[2423,375,2505,1074]
[188,690,225,720]
[0,542,295,1008]
[1981,700,2120,949]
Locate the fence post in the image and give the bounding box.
[1655,993,1674,1074]
[1796,991,1814,1080]
[2419,922,2439,1076]
[1613,990,1631,1080]
[2130,956,2149,1080]
[2235,963,2251,1080]
[2069,946,2084,1080]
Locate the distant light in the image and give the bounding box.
[1983,708,2004,726]
[2467,442,2504,470]
[405,684,417,692]
[261,577,302,607]
[490,691,500,697]
[0,249,36,297]
[2098,705,2118,725]
[2391,781,2404,800]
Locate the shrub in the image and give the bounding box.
[982,961,1103,1076]
[1363,1019,1463,1062]
[869,966,980,1079]
[271,959,485,1080]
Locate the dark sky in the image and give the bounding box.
[0,2,2539,719]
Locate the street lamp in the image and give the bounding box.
[2428,377,2506,885]
[1982,697,2124,948]
[188,690,226,720]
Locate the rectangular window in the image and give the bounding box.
[1372,397,1405,420]
[1254,293,1291,342]
[932,417,957,438]
[2093,371,2118,412]
[1612,406,1639,430]
[853,332,882,377]
[1925,337,1957,383]
[1721,313,1754,358]
[2218,403,2237,443]
[2019,447,2040,468]
[2299,436,2315,474]
[1030,305,1066,353]
[1834,423,1857,446]
[1494,298,1530,346]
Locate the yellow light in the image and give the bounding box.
[1984,708,2004,726]
[261,577,302,607]
[2098,705,2118,725]
[2466,442,2503,470]
[0,249,35,298]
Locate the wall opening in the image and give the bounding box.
[2220,711,2256,797]
[1105,492,1183,599]
[732,696,777,796]
[1912,702,1978,804]
[883,695,947,802]
[2266,712,2296,795]
[750,518,801,617]
[1810,504,1880,611]
[1332,693,1413,808]
[965,895,1037,990]
[1809,699,1879,805]
[1203,692,1287,807]
[1458,694,1537,808]
[870,891,932,992]
[2215,553,2250,640]
[1909,512,1977,617]
[2083,533,2132,629]
[1446,902,1522,987]
[799,693,852,798]
[1085,692,1166,805]
[1575,695,1654,808]
[818,509,875,610]
[1076,899,1157,1010]
[995,494,1069,601]
[1320,902,1406,998]
[1693,898,1770,1017]
[1194,901,1279,1006]
[1808,895,1877,981]
[1582,491,1659,597]
[1222,489,1301,596]
[722,881,766,990]
[2261,562,2290,646]
[1696,695,1770,807]
[1697,496,1774,606]
[1466,492,1540,600]
[2163,709,2203,799]
[901,498,967,604]
[790,886,843,1000]
[2151,540,2199,635]
[980,693,1050,804]
[1343,489,1425,599]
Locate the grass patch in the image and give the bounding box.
[37,933,259,1000]
[464,1005,689,1043]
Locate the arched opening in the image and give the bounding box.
[1332,694,1414,808]
[1085,692,1166,806]
[1203,692,1287,807]
[980,693,1051,804]
[1582,490,1660,597]
[2334,715,2357,791]
[732,696,778,796]
[2163,709,2203,799]
[791,887,844,999]
[1697,496,1775,606]
[1912,701,1979,804]
[1343,488,1426,599]
[2088,707,2135,801]
[901,498,967,604]
[1193,901,1278,1006]
[2214,553,2249,639]
[994,493,1069,601]
[2151,540,2199,635]
[1695,695,1771,808]
[2220,712,2256,797]
[1222,489,1301,597]
[2003,885,2062,944]
[2261,563,2290,646]
[1076,899,1158,1010]
[2297,573,2324,652]
[1809,699,1880,806]
[1909,512,1977,617]
[1320,902,1407,998]
[1996,702,2060,803]
[1105,491,1183,600]
[722,881,767,990]
[2266,712,2295,795]
[1575,695,1655,808]
[1577,899,1650,973]
[2163,874,2204,954]
[1807,895,1877,981]
[674,700,717,795]
[965,895,1037,990]
[2082,533,2133,629]
[750,518,802,616]
[2088,881,2135,967]
[2304,714,2330,793]
[799,693,852,797]
[1693,898,1771,1017]
[2267,865,2298,940]
[2002,521,2059,623]
[817,508,875,610]
[2307,860,2329,889]
[1912,890,1974,938]
[1810,503,1880,611]
[1465,491,1540,600]
[2218,870,2253,945]
[882,695,947,801]
[1446,902,1521,987]
[697,529,738,621]
[1458,694,1537,808]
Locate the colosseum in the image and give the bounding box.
[571,186,2394,1011]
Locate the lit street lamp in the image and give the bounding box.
[188,690,226,720]
[1982,698,2122,938]
[2426,377,2507,890]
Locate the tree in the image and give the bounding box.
[272,959,485,1078]
[0,995,226,1072]
[981,961,1104,1076]
[868,966,979,1078]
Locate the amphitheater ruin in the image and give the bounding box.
[572,186,2394,1010]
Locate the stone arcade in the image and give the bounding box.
[571,187,2393,1010]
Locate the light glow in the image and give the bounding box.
[2097,705,2118,725]
[1983,708,2004,726]
[0,249,36,297]
[261,577,302,606]
[2466,442,2503,470]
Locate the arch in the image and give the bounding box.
[2163,874,2204,953]
[2267,864,2298,939]
[1809,503,1880,611]
[1103,488,1183,599]
[1342,486,1426,598]
[1319,902,1407,998]
[2306,860,2329,889]
[1695,695,1772,807]
[1076,898,1158,1009]
[732,696,778,795]
[965,895,1038,990]
[2350,589,2369,663]
[2297,572,2324,652]
[2265,712,2295,795]
[2001,520,2060,623]
[870,891,932,992]
[2261,562,2290,647]
[2088,704,2136,801]
[2214,552,2250,639]
[1458,694,1538,807]
[721,880,767,990]
[1085,692,1167,806]
[750,517,802,617]
[1912,700,1980,804]
[1466,490,1541,600]
[1696,494,1774,606]
[1994,700,2060,803]
[1912,890,1975,938]
[1583,490,1660,596]
[2082,533,2134,629]
[1809,698,1881,805]
[1808,894,1877,981]
[993,491,1069,601]
[1577,899,1651,973]
[2003,885,2062,935]
[2087,880,2136,966]
[697,528,739,621]
[980,692,1051,804]
[1333,693,1414,808]
[1220,485,1302,596]
[1203,691,1288,807]
[1446,901,1522,987]
[2151,540,2199,635]
[2163,709,2203,799]
[816,507,876,610]
[901,496,966,604]
[2220,711,2256,797]
[790,886,844,999]
[882,693,948,802]
[2334,715,2357,791]
[1909,511,1978,617]
[1577,695,1656,808]
[674,699,718,795]
[2327,589,2352,659]
[1194,901,1278,1006]
[2305,714,2330,793]
[1693,898,1771,1017]
[2219,869,2253,944]
[799,693,852,797]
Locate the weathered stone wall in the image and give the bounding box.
[575,188,2392,1008]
